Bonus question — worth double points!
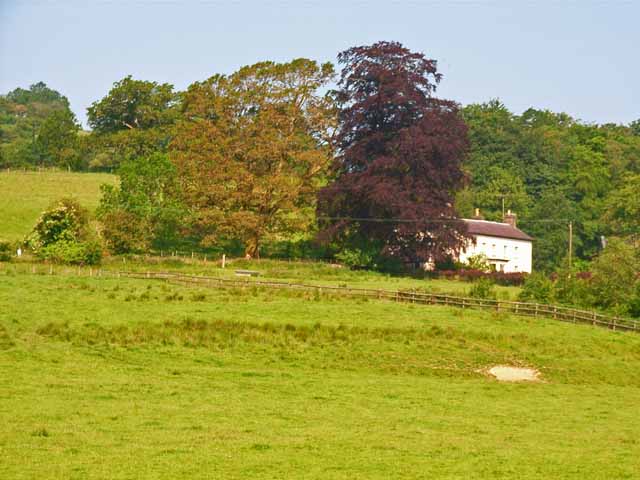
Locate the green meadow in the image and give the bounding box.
[0,170,116,241]
[1,271,639,479]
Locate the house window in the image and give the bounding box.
[503,245,507,257]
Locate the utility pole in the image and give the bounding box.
[568,221,573,274]
[502,196,505,218]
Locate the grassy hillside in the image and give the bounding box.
[0,170,116,241]
[97,256,522,299]
[1,271,639,479]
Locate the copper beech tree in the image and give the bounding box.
[318,41,470,265]
[170,59,335,257]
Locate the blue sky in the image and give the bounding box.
[1,0,638,127]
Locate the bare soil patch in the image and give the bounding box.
[488,365,540,382]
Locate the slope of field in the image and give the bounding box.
[1,272,639,479]
[0,170,116,241]
[99,257,522,299]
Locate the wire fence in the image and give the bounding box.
[9,263,638,334]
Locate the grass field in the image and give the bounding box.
[1,270,639,479]
[96,256,522,299]
[0,170,116,241]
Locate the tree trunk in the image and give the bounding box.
[244,236,260,259]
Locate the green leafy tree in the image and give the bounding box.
[34,109,81,169]
[86,76,180,169]
[87,76,178,133]
[604,173,640,237]
[0,82,78,168]
[98,153,184,253]
[588,238,640,314]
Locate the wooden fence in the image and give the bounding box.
[113,270,639,333]
[6,264,638,333]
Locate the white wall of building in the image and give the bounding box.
[459,235,532,273]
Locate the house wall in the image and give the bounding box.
[459,234,532,273]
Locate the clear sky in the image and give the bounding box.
[1,0,638,128]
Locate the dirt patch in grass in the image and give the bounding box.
[489,365,540,382]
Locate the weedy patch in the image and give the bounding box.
[0,324,15,349]
[30,427,50,437]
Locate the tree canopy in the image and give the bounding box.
[171,59,335,257]
[318,41,469,265]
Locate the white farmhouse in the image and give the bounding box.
[458,210,533,273]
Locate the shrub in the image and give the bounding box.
[467,278,497,300]
[435,269,527,286]
[518,272,555,303]
[26,198,103,265]
[0,240,12,262]
[27,198,90,248]
[335,248,375,269]
[38,240,102,266]
[463,254,491,272]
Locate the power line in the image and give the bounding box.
[317,216,570,224]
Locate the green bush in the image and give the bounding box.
[38,240,102,266]
[467,278,497,300]
[334,248,375,269]
[518,272,555,303]
[26,198,90,249]
[463,254,491,272]
[26,198,103,265]
[0,240,12,262]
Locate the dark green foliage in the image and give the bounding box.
[0,240,12,261]
[38,240,102,266]
[97,153,185,253]
[0,82,82,168]
[518,272,556,303]
[588,238,640,315]
[87,76,177,134]
[461,101,640,271]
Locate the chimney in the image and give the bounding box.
[473,208,484,220]
[504,209,517,228]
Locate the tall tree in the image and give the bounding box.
[98,153,184,253]
[171,59,335,257]
[87,76,177,133]
[318,41,469,264]
[34,109,81,169]
[0,82,77,168]
[86,76,179,169]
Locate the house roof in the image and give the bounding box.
[463,219,533,241]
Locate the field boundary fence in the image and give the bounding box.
[7,264,638,333]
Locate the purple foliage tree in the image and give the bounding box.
[318,41,470,265]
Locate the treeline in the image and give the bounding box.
[2,42,639,275]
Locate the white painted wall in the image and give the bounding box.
[459,234,532,273]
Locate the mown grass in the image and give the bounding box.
[0,170,116,241]
[1,272,640,478]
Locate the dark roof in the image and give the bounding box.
[463,219,533,241]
